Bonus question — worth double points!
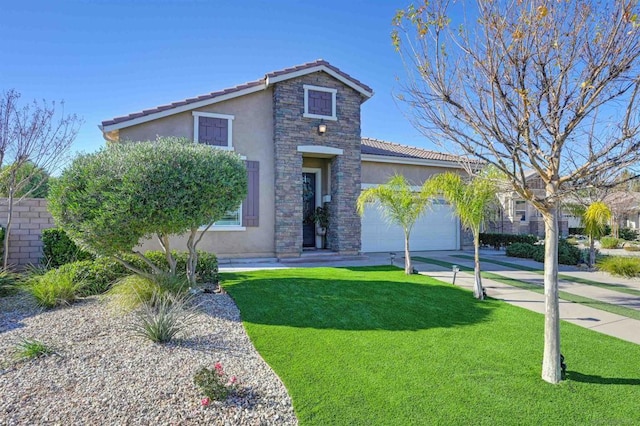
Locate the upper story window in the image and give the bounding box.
[515,200,527,222]
[193,111,235,150]
[303,85,337,121]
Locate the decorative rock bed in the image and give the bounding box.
[0,293,297,425]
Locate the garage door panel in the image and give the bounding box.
[361,203,458,252]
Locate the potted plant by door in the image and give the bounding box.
[312,205,329,248]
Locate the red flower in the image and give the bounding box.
[214,362,224,375]
[201,397,210,407]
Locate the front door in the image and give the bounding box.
[302,172,316,248]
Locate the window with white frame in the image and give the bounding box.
[193,111,234,150]
[214,205,242,227]
[515,200,527,221]
[303,85,337,120]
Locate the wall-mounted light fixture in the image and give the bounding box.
[318,124,327,135]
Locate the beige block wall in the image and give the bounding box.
[0,198,55,269]
[120,89,277,258]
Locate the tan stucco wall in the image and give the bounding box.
[122,89,277,258]
[361,161,463,185]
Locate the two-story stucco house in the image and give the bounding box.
[100,60,468,259]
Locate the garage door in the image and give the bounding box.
[360,201,459,252]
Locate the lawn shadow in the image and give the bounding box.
[222,266,497,331]
[569,371,640,385]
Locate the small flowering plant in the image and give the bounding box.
[194,362,239,402]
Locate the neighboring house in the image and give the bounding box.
[100,60,469,259]
[604,192,640,230]
[488,171,569,237]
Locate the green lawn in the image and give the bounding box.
[223,266,640,425]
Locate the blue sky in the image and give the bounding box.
[1,0,428,156]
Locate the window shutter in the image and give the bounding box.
[308,90,333,116]
[242,161,259,227]
[199,117,228,146]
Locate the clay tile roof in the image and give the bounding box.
[361,137,473,163]
[265,59,373,94]
[101,60,372,129]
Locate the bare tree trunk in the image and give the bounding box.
[473,232,484,300]
[404,229,412,274]
[157,234,176,276]
[186,227,198,286]
[3,186,15,269]
[541,204,562,384]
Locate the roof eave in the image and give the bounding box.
[361,153,468,169]
[265,64,374,98]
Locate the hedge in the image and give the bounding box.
[479,233,538,249]
[505,239,580,265]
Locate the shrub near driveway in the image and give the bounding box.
[224,266,640,425]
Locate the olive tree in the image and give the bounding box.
[48,137,247,284]
[393,1,640,383]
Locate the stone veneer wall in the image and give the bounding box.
[273,72,365,257]
[0,198,55,269]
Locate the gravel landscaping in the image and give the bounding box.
[0,292,297,425]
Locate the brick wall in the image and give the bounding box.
[0,198,55,269]
[273,72,365,257]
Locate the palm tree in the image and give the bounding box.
[423,169,499,300]
[357,175,431,274]
[584,202,612,268]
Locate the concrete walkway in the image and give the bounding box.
[219,250,640,345]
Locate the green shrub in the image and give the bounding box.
[507,239,580,265]
[623,245,640,252]
[600,236,620,249]
[129,291,198,343]
[23,269,84,308]
[42,228,94,268]
[14,338,55,360]
[58,255,146,296]
[619,228,639,241]
[480,233,538,249]
[566,237,579,245]
[505,242,537,258]
[597,256,640,278]
[107,273,189,312]
[144,250,218,284]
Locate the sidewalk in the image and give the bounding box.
[219,250,640,345]
[411,251,640,345]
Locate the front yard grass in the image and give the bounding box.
[223,266,640,425]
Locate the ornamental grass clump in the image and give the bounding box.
[14,338,55,360]
[129,291,198,343]
[23,269,84,308]
[597,256,640,278]
[194,362,239,402]
[107,273,189,312]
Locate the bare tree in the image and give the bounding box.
[393,1,640,383]
[0,89,81,269]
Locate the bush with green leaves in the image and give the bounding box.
[479,233,538,249]
[505,242,537,258]
[48,137,246,284]
[129,291,198,343]
[506,239,580,265]
[597,256,640,278]
[0,161,50,199]
[57,250,217,297]
[42,228,94,268]
[618,228,639,241]
[22,268,84,308]
[600,236,620,249]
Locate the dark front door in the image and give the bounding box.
[302,172,316,248]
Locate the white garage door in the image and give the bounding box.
[360,201,459,252]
